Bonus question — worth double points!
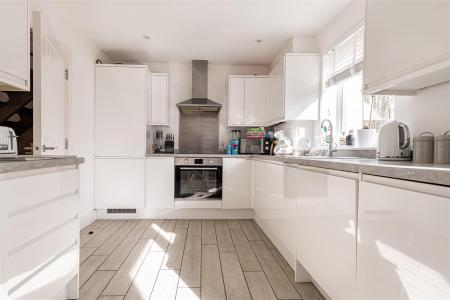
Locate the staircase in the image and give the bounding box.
[0,75,33,155]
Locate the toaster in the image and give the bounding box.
[0,126,18,156]
[377,121,412,160]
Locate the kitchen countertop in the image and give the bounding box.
[0,156,84,174]
[147,153,450,186]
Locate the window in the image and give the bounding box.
[321,27,394,142]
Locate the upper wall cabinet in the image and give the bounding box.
[0,0,30,91]
[228,76,267,126]
[267,53,320,124]
[147,73,169,126]
[364,0,450,94]
[95,65,147,157]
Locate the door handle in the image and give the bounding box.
[42,145,58,152]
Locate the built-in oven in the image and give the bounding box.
[174,157,222,202]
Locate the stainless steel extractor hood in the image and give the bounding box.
[177,60,222,112]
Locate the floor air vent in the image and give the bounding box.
[107,208,137,214]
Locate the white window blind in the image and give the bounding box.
[323,27,364,88]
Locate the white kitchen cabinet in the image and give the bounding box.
[266,53,320,125]
[295,166,358,299]
[253,160,297,268]
[222,158,251,209]
[95,65,147,157]
[0,165,79,300]
[228,76,245,125]
[146,157,174,209]
[148,73,169,125]
[357,175,450,299]
[95,158,146,209]
[364,0,450,94]
[244,77,267,125]
[0,0,30,91]
[228,76,267,126]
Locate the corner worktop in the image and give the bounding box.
[147,153,450,186]
[0,156,84,174]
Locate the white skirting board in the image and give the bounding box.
[95,208,254,220]
[80,210,97,230]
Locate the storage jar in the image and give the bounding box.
[434,131,450,164]
[413,132,434,163]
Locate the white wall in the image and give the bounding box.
[145,62,269,150]
[31,3,111,228]
[395,82,450,137]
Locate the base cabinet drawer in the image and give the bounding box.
[357,180,450,299]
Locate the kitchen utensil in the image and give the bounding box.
[377,121,412,160]
[434,131,450,164]
[413,132,434,163]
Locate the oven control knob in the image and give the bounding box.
[209,160,213,164]
[184,159,189,164]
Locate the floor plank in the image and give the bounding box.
[102,239,153,296]
[201,220,217,245]
[79,271,115,300]
[229,228,261,272]
[124,251,165,300]
[270,247,296,283]
[162,228,188,270]
[179,235,201,288]
[98,296,124,300]
[176,219,189,229]
[220,252,252,300]
[84,220,125,248]
[188,219,201,235]
[226,220,241,230]
[94,220,138,256]
[244,271,277,300]
[151,219,176,252]
[240,219,262,241]
[176,288,201,300]
[250,240,301,299]
[215,220,235,253]
[99,222,147,270]
[80,247,96,264]
[79,255,108,287]
[254,220,276,249]
[294,282,326,300]
[150,269,180,299]
[141,219,164,239]
[201,244,226,300]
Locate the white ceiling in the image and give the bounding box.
[32,0,351,65]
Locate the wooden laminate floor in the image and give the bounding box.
[79,219,325,300]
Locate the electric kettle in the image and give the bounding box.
[377,121,412,160]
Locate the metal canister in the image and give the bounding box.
[413,132,434,163]
[434,131,450,164]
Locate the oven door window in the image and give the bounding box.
[175,166,222,200]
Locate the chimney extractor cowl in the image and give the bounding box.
[176,60,222,112]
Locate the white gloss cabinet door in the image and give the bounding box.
[244,77,267,125]
[222,158,250,209]
[0,0,30,91]
[95,158,146,209]
[95,65,147,157]
[266,76,284,124]
[296,168,357,299]
[148,74,169,125]
[357,180,450,299]
[146,157,174,209]
[228,76,245,125]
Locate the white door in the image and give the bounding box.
[33,11,68,155]
[244,77,266,125]
[222,158,250,209]
[95,65,147,157]
[228,76,245,125]
[146,157,174,209]
[94,158,146,209]
[148,74,169,125]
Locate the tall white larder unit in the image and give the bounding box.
[94,65,147,209]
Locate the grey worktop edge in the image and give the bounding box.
[0,156,84,174]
